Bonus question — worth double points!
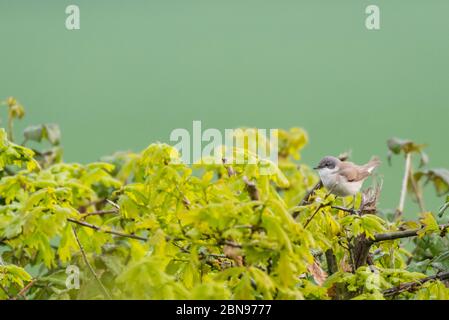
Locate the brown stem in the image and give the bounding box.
[331,205,359,215]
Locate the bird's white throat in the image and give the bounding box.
[317,167,339,190]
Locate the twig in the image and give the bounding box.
[303,203,326,228]
[72,226,112,299]
[82,209,119,217]
[67,218,148,241]
[331,205,359,215]
[383,271,449,297]
[11,279,37,300]
[298,181,322,207]
[106,199,120,210]
[303,186,336,228]
[396,152,412,219]
[373,229,420,243]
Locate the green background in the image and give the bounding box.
[1,0,448,214]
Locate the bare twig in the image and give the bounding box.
[298,181,322,207]
[10,279,37,300]
[303,187,336,228]
[396,152,412,219]
[67,218,148,241]
[106,199,120,210]
[72,226,112,299]
[82,209,119,217]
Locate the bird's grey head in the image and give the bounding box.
[313,156,340,170]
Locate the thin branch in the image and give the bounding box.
[303,187,336,228]
[383,271,449,297]
[331,205,359,215]
[303,203,326,228]
[72,226,112,299]
[373,229,420,243]
[67,218,148,241]
[11,279,37,300]
[106,199,120,210]
[82,209,119,217]
[298,181,322,207]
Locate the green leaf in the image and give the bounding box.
[23,124,61,145]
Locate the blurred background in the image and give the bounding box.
[1,0,448,215]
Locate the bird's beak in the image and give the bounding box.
[313,166,319,170]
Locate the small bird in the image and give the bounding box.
[313,156,381,197]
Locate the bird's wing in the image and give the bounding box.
[338,162,370,182]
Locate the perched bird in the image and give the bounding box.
[313,156,381,197]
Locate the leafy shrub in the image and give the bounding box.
[1,97,449,300]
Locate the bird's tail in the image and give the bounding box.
[365,156,381,174]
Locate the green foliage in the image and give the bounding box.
[1,99,449,300]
